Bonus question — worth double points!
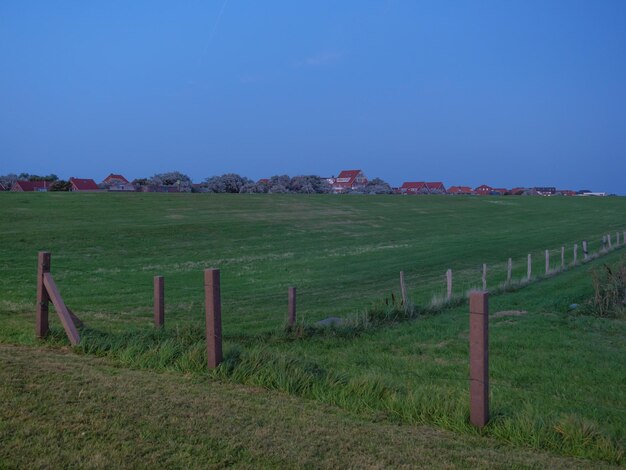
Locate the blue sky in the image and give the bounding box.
[1,1,625,193]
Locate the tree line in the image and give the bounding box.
[0,171,393,194]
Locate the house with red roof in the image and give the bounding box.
[328,170,368,193]
[69,177,101,192]
[447,186,473,195]
[101,173,135,191]
[556,189,576,196]
[491,188,509,196]
[474,184,493,196]
[399,182,427,194]
[509,187,526,195]
[425,182,446,194]
[102,173,129,185]
[11,180,50,192]
[399,181,447,194]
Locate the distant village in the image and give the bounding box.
[0,169,609,196]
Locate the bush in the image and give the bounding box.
[584,257,625,318]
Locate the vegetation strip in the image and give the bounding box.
[0,344,613,469]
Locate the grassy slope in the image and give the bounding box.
[0,343,615,469]
[1,193,625,465]
[1,192,624,336]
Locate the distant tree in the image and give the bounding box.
[204,173,252,193]
[239,181,267,193]
[267,175,291,193]
[50,180,72,191]
[268,183,288,193]
[132,178,150,186]
[288,175,331,194]
[150,171,192,191]
[17,173,58,182]
[0,173,18,190]
[359,177,393,194]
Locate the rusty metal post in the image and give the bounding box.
[545,250,550,275]
[205,269,223,369]
[36,251,51,339]
[469,291,489,428]
[288,287,297,327]
[154,276,164,328]
[446,269,452,300]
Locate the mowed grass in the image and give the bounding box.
[1,193,625,465]
[1,192,624,337]
[1,344,610,469]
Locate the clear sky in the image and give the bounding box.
[1,1,625,193]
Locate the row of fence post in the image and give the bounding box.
[151,271,299,369]
[443,233,624,297]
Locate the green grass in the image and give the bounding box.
[1,193,625,465]
[2,344,611,469]
[1,192,624,336]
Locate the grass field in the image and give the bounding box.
[1,193,625,466]
[1,192,624,337]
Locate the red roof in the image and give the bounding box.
[447,186,473,194]
[474,185,493,194]
[332,170,367,190]
[425,182,445,191]
[400,182,426,189]
[70,177,99,191]
[12,180,49,191]
[102,173,129,184]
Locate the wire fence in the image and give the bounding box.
[2,228,624,335]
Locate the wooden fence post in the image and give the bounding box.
[583,240,588,260]
[400,271,408,309]
[602,235,607,251]
[154,276,164,328]
[43,273,81,345]
[482,264,487,291]
[36,251,51,339]
[545,250,550,275]
[446,269,452,301]
[561,246,565,270]
[469,291,489,428]
[507,258,512,284]
[607,233,612,250]
[288,286,297,327]
[527,254,532,280]
[204,269,223,369]
[573,244,578,265]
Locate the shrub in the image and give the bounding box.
[584,257,625,318]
